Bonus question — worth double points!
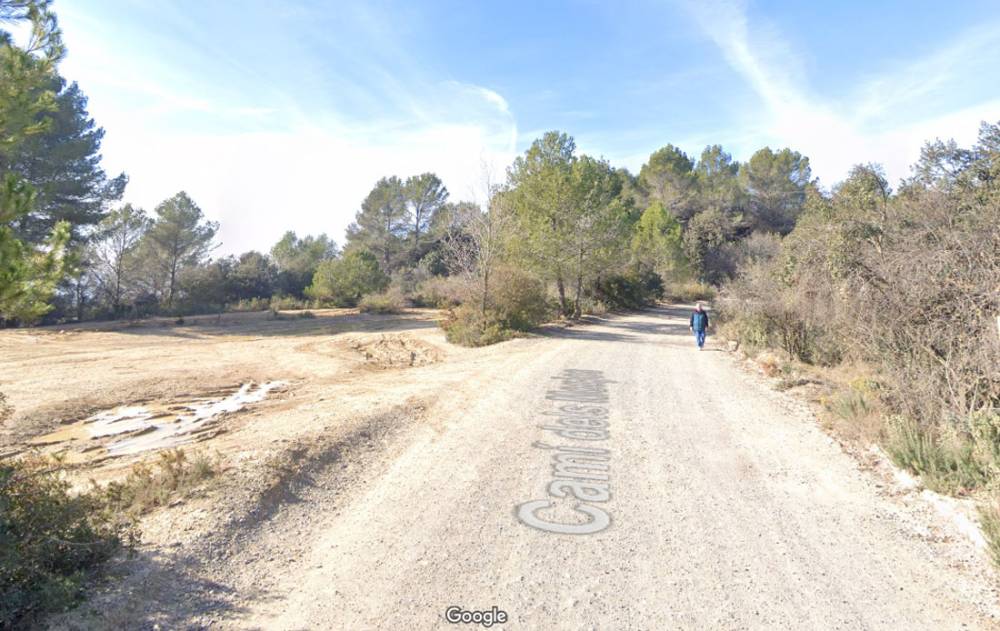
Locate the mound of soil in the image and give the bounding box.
[347,334,443,369]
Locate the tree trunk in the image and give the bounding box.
[113,258,123,318]
[75,279,84,322]
[413,210,422,261]
[573,248,584,319]
[556,274,567,317]
[481,268,490,318]
[573,275,583,319]
[168,259,177,308]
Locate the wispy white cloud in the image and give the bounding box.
[852,23,1000,124]
[56,3,518,255]
[680,0,1000,188]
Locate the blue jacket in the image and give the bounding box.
[690,309,709,332]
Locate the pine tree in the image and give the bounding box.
[404,172,448,263]
[1,77,127,244]
[345,176,408,272]
[142,192,218,307]
[0,0,71,323]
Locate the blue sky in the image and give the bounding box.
[55,0,1000,254]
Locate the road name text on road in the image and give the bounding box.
[516,369,614,535]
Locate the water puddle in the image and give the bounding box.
[30,381,287,460]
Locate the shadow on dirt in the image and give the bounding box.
[33,311,441,342]
[50,405,423,630]
[539,305,698,344]
[48,549,265,630]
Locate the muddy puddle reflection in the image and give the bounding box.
[30,381,287,462]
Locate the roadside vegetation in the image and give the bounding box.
[97,449,221,516]
[718,128,999,555]
[1,443,218,626]
[0,454,137,627]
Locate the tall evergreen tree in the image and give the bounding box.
[0,0,71,323]
[142,191,217,307]
[1,76,126,244]
[403,172,448,262]
[739,147,811,234]
[565,156,630,317]
[694,144,744,217]
[632,201,684,273]
[638,144,697,220]
[345,176,408,272]
[507,131,577,315]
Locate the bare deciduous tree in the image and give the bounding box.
[444,165,514,318]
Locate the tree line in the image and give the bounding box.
[1,0,818,330]
[2,0,992,372]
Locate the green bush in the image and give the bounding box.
[825,387,871,423]
[577,296,609,316]
[1,456,137,627]
[306,251,389,307]
[490,267,551,331]
[442,305,513,347]
[979,502,1000,567]
[666,280,716,303]
[358,287,408,314]
[969,410,1000,478]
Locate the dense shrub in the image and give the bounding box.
[590,270,663,309]
[1,456,137,627]
[306,250,389,307]
[228,297,270,312]
[412,275,464,308]
[666,280,717,304]
[359,287,408,314]
[269,295,313,311]
[441,304,513,347]
[720,127,1000,555]
[387,266,431,302]
[489,266,552,331]
[442,267,552,346]
[884,416,990,495]
[718,268,844,364]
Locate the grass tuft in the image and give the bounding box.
[96,449,221,516]
[884,416,987,495]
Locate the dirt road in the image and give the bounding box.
[205,306,995,630]
[8,305,996,629]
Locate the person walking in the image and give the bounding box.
[689,302,709,350]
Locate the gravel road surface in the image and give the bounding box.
[225,306,998,629]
